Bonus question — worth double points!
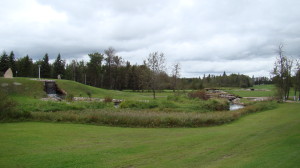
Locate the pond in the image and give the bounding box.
[229,104,244,111]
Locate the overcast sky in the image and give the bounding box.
[1,0,300,77]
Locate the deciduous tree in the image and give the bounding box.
[146,52,166,99]
[272,44,293,101]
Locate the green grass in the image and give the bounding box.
[0,77,172,101]
[0,77,46,98]
[1,77,231,114]
[0,103,299,167]
[30,101,276,127]
[225,84,276,97]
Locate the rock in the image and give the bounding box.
[4,68,13,78]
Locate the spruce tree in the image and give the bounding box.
[41,53,51,78]
[8,51,16,76]
[16,55,33,77]
[0,51,9,73]
[52,53,65,79]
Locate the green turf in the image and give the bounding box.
[0,77,173,101]
[0,77,46,98]
[225,84,276,97]
[0,103,299,168]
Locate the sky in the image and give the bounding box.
[0,0,300,77]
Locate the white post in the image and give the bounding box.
[38,65,41,80]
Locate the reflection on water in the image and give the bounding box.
[229,104,244,111]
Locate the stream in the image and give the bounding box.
[229,103,245,111]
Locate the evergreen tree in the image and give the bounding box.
[87,52,104,87]
[8,51,16,76]
[16,55,33,77]
[52,53,65,79]
[41,53,51,78]
[0,51,9,73]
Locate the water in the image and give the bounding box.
[229,104,244,111]
[47,94,62,101]
[114,102,120,108]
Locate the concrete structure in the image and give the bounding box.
[4,68,13,78]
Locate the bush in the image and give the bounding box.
[86,91,92,99]
[66,94,74,102]
[203,99,229,111]
[0,92,31,120]
[104,96,112,103]
[188,90,209,100]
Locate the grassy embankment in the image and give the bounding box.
[0,103,299,167]
[1,77,279,127]
[0,77,229,113]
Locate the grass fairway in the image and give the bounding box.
[225,85,276,97]
[0,103,299,168]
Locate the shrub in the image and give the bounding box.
[0,92,31,120]
[86,91,92,99]
[104,96,113,103]
[86,91,93,101]
[188,90,209,100]
[204,99,229,111]
[66,94,74,102]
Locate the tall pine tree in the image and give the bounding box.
[8,51,16,76]
[16,55,33,77]
[41,53,51,78]
[52,53,65,79]
[0,51,9,73]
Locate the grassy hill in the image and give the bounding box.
[0,77,46,98]
[0,77,128,99]
[0,77,173,100]
[0,103,299,167]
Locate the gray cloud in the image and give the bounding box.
[0,0,299,77]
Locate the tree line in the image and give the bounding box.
[1,48,256,93]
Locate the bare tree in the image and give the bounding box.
[294,59,300,101]
[104,47,116,89]
[171,63,180,92]
[146,52,165,99]
[272,44,293,101]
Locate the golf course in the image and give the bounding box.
[0,77,299,167]
[0,103,299,167]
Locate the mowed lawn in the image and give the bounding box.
[0,103,299,168]
[225,85,276,97]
